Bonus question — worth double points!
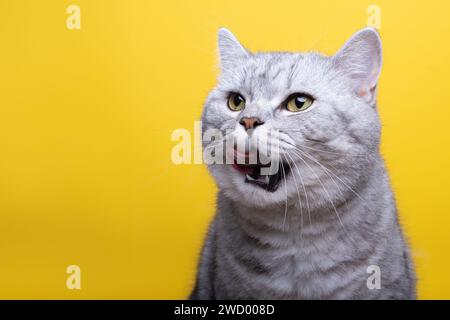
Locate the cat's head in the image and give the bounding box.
[202,28,382,208]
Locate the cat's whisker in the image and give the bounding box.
[289,148,353,225]
[295,143,368,158]
[290,146,343,174]
[276,130,369,154]
[293,150,357,246]
[274,133,369,157]
[259,136,292,153]
[290,146,380,226]
[280,160,289,231]
[291,149,347,202]
[293,147,367,204]
[295,148,383,221]
[283,154,304,231]
[285,152,311,227]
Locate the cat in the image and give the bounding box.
[190,27,416,299]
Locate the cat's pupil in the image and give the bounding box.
[234,95,244,106]
[295,96,306,108]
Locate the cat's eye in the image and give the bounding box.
[285,94,314,112]
[227,93,246,111]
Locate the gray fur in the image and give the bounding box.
[191,28,416,300]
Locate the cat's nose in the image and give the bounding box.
[239,117,264,131]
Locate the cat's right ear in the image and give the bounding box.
[332,28,382,105]
[217,28,249,70]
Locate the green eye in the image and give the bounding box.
[286,94,314,112]
[228,93,246,111]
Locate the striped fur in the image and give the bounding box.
[191,28,416,300]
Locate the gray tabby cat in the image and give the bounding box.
[190,27,416,299]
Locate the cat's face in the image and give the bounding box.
[202,28,382,208]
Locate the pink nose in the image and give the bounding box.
[239,117,264,130]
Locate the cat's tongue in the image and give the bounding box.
[232,163,257,175]
[231,149,263,175]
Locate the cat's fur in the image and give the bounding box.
[190,28,416,299]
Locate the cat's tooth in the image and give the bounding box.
[246,174,255,181]
[265,176,270,184]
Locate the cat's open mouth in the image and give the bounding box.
[231,151,289,192]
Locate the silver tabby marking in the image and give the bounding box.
[190,28,416,299]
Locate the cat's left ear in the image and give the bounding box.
[217,28,250,70]
[333,28,382,105]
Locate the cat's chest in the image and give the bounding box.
[217,218,365,299]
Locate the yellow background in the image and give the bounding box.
[0,0,449,299]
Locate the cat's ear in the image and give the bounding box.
[217,28,249,70]
[333,27,382,104]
